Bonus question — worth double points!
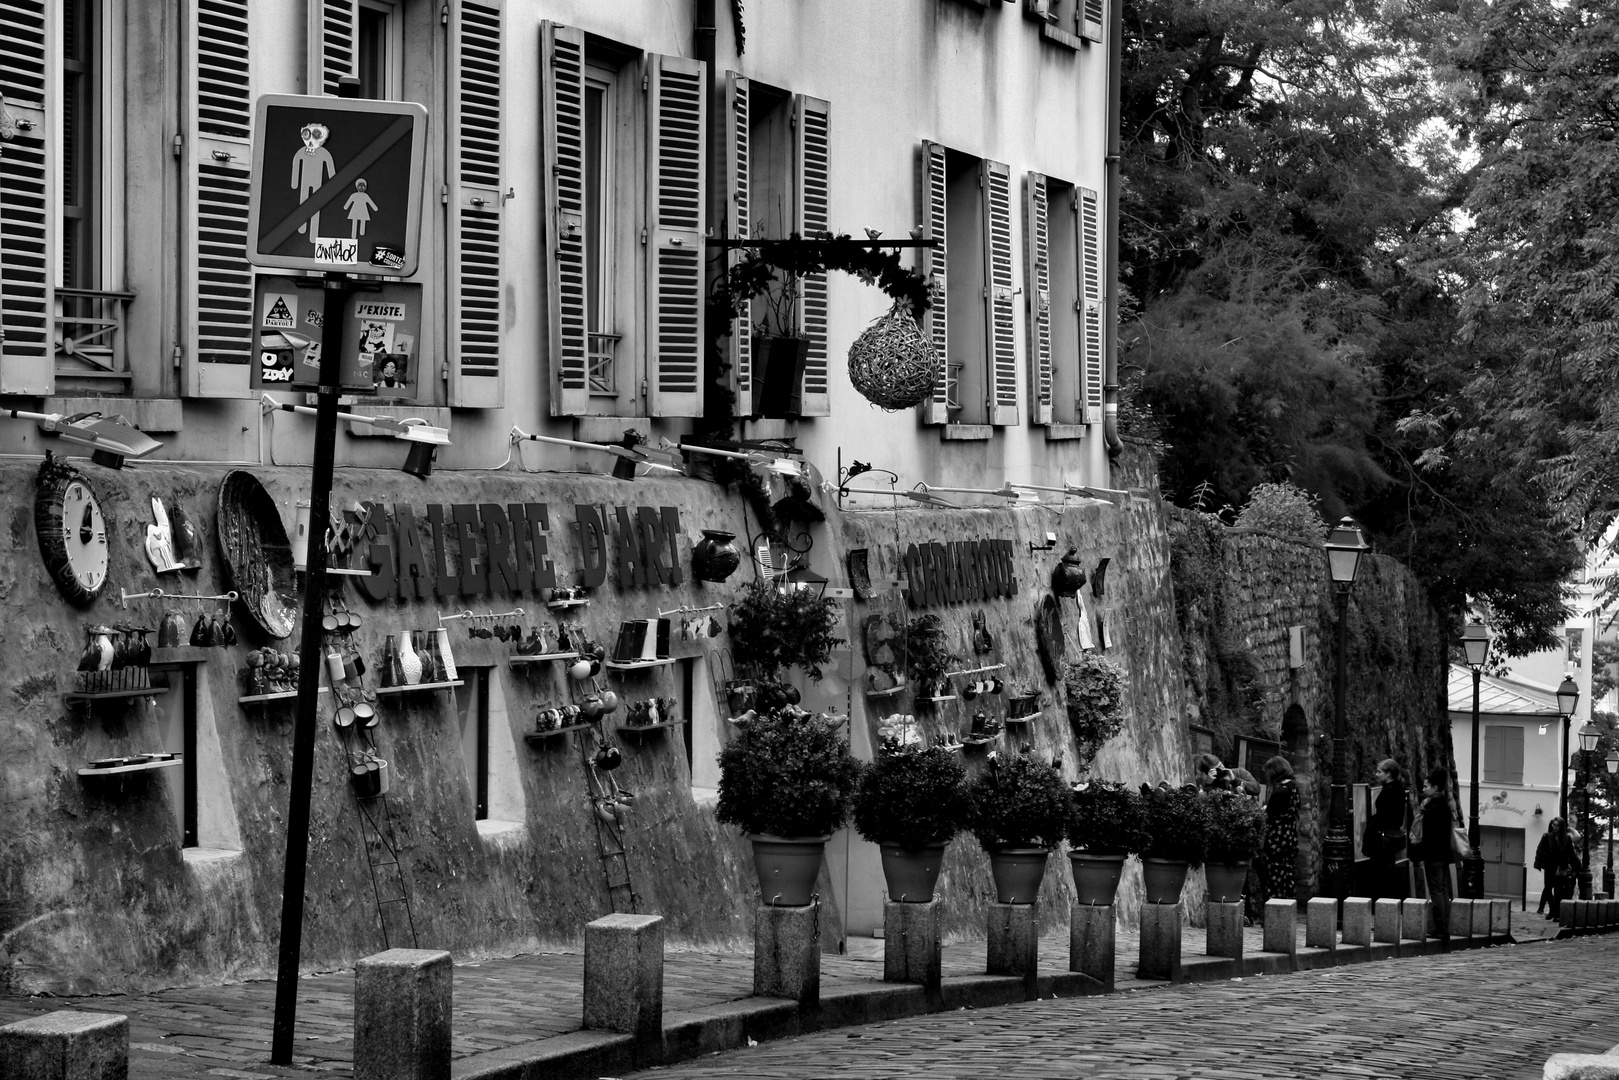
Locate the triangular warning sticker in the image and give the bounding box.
[265,296,295,326]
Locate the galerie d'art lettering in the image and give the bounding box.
[355,502,684,601]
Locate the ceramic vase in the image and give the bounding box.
[692,529,743,583]
[434,627,458,682]
[380,634,399,688]
[397,628,423,685]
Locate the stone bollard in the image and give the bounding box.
[754,904,820,1003]
[1450,899,1473,943]
[1137,902,1182,982]
[1489,899,1510,940]
[1472,899,1493,939]
[1305,897,1338,954]
[1574,900,1590,931]
[1207,901,1244,960]
[355,949,452,1080]
[1262,899,1297,966]
[1373,899,1402,947]
[884,900,942,989]
[1070,904,1116,990]
[584,913,664,1050]
[1560,899,1575,929]
[986,902,1039,987]
[0,1011,128,1080]
[1545,1053,1619,1080]
[1341,897,1374,947]
[1402,898,1429,943]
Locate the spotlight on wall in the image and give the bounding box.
[263,396,451,477]
[7,409,164,469]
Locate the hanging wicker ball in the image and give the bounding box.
[847,305,938,410]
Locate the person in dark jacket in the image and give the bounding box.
[1365,758,1409,899]
[1535,817,1580,918]
[1262,756,1299,904]
[1410,765,1459,942]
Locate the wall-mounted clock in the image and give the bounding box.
[35,456,110,605]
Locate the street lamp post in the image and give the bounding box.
[1460,622,1491,899]
[1558,675,1581,820]
[1578,723,1601,900]
[1605,749,1618,899]
[1322,517,1370,902]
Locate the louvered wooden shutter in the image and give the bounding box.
[1081,0,1104,42]
[308,0,357,95]
[725,72,751,405]
[794,94,830,417]
[919,141,948,425]
[0,0,56,395]
[543,21,587,416]
[645,53,706,418]
[983,159,1018,426]
[448,0,504,408]
[1023,173,1052,425]
[181,0,253,397]
[1079,185,1103,421]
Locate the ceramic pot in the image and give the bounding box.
[1204,861,1250,904]
[158,609,189,649]
[434,628,458,682]
[397,629,423,685]
[986,847,1050,904]
[692,529,743,583]
[1141,856,1191,904]
[1050,547,1087,597]
[1069,851,1127,906]
[879,841,948,903]
[748,834,829,906]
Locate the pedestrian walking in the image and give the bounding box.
[1363,758,1409,899]
[1410,765,1458,942]
[1261,756,1299,903]
[1535,817,1579,918]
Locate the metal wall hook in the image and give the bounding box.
[119,587,239,608]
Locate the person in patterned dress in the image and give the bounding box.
[1262,756,1300,901]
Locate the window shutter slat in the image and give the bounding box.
[307,0,357,96]
[919,141,948,425]
[543,22,587,416]
[1023,172,1052,425]
[984,159,1017,426]
[794,94,830,417]
[725,73,751,403]
[0,0,55,395]
[1081,0,1104,42]
[182,0,253,397]
[1079,185,1103,421]
[449,0,504,408]
[646,53,706,418]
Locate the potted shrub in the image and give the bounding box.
[852,745,973,903]
[728,578,844,681]
[1137,784,1211,904]
[1063,653,1127,772]
[969,753,1074,904]
[904,613,957,698]
[717,706,861,905]
[1202,789,1267,903]
[1066,780,1147,906]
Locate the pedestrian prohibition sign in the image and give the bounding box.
[246,94,429,277]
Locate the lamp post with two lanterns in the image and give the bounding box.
[1322,518,1370,902]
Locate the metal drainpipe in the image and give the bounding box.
[1101,0,1126,461]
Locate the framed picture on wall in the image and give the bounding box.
[1237,736,1282,783]
[1189,725,1215,759]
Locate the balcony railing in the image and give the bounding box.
[55,287,136,389]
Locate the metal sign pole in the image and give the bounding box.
[270,267,351,1064]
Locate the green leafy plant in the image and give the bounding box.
[1063,653,1127,770]
[716,707,861,837]
[728,578,845,680]
[1201,789,1267,863]
[1233,481,1329,544]
[1066,779,1148,856]
[969,754,1074,850]
[903,613,957,690]
[1138,784,1211,866]
[852,746,973,850]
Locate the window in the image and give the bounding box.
[61,0,99,292]
[1025,0,1103,44]
[1025,173,1102,430]
[455,667,525,829]
[355,0,403,102]
[1483,724,1525,785]
[919,142,1018,430]
[583,66,619,396]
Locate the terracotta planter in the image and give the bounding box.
[986,847,1049,904]
[1141,856,1191,904]
[880,841,948,903]
[1069,851,1127,906]
[748,834,829,906]
[1204,860,1250,904]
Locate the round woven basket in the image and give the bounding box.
[847,306,937,410]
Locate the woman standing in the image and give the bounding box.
[1364,759,1409,899]
[1262,756,1300,903]
[1534,817,1579,919]
[1410,766,1459,943]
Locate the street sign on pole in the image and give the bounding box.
[247,94,428,276]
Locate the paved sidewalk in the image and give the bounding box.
[0,906,1564,1079]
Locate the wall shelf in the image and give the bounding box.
[923,695,956,704]
[78,756,183,777]
[65,686,168,705]
[239,687,330,706]
[864,685,906,699]
[150,646,211,666]
[376,680,463,696]
[1004,715,1033,726]
[604,657,676,672]
[546,598,590,610]
[619,719,686,736]
[508,651,582,666]
[524,722,594,744]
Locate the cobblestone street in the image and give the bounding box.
[626,935,1619,1080]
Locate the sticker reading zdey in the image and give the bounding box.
[354,302,406,320]
[313,237,358,263]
